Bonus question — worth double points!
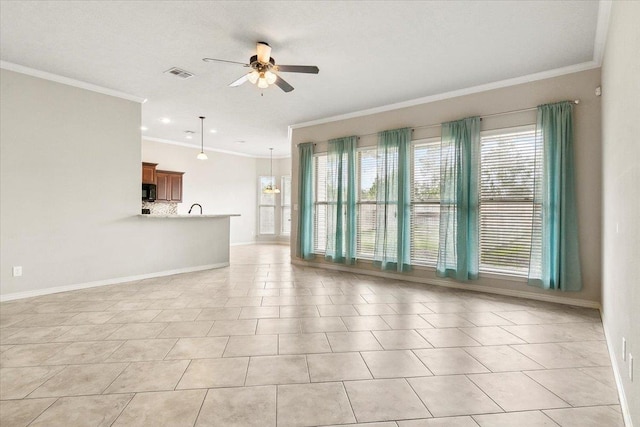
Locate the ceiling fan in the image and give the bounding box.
[203,42,319,93]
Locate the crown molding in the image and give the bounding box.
[0,60,147,103]
[290,61,600,130]
[143,137,290,159]
[593,0,613,65]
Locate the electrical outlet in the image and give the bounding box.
[12,266,22,277]
[630,354,634,381]
[623,338,627,361]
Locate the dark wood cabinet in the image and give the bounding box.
[156,170,184,202]
[142,163,157,184]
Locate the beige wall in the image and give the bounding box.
[142,140,258,244]
[1,70,232,298]
[290,68,602,305]
[601,1,640,424]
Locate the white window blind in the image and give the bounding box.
[314,155,327,253]
[357,149,377,259]
[479,126,537,276]
[281,176,291,235]
[411,140,441,266]
[259,176,276,235]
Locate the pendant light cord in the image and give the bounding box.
[200,116,205,152]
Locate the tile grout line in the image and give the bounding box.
[403,376,435,419]
[23,396,59,427]
[174,359,193,391]
[190,388,209,427]
[106,393,136,427]
[339,380,359,424]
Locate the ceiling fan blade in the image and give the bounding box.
[203,57,249,66]
[256,42,271,64]
[274,75,294,93]
[276,65,319,74]
[229,74,249,87]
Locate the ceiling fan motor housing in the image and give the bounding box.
[249,55,276,71]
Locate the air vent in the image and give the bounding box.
[165,67,195,79]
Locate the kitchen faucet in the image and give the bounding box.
[188,203,202,214]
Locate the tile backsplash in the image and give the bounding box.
[142,201,177,215]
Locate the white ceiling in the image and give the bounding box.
[0,1,602,158]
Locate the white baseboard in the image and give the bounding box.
[257,241,290,246]
[231,240,289,246]
[601,311,634,427]
[0,263,229,302]
[291,259,600,309]
[230,241,256,246]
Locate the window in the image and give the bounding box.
[309,126,539,279]
[259,176,276,235]
[357,148,377,258]
[411,139,441,266]
[313,155,327,253]
[281,175,291,235]
[479,126,537,276]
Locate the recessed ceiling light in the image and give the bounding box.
[161,118,171,124]
[140,126,148,131]
[210,129,217,134]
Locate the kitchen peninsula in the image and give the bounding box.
[139,163,240,273]
[134,213,240,274]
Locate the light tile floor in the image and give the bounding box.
[0,244,624,426]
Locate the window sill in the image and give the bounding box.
[310,253,528,283]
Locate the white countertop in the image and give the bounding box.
[138,214,240,218]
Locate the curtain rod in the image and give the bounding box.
[297,99,580,145]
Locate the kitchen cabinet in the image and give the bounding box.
[156,170,184,202]
[142,163,157,184]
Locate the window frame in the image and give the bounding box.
[355,147,378,259]
[313,153,328,254]
[281,175,291,235]
[409,137,441,267]
[258,175,277,235]
[306,125,539,282]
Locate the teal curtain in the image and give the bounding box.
[374,128,412,272]
[528,102,582,290]
[437,117,480,281]
[297,142,315,260]
[325,136,357,264]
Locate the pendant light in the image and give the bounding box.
[263,148,280,194]
[197,116,208,160]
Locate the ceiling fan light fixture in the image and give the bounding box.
[257,77,269,89]
[247,70,259,84]
[264,70,277,85]
[205,41,318,94]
